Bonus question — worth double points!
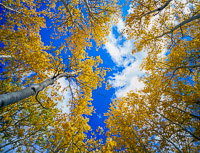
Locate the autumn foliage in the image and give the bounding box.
[105,0,200,152]
[0,0,118,152]
[0,0,200,152]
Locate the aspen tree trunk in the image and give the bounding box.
[0,72,76,108]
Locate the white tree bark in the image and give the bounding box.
[0,72,76,108]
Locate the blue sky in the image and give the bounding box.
[87,20,146,133]
[81,2,147,140]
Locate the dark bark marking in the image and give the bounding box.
[1,101,4,107]
[31,87,36,93]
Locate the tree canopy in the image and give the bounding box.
[0,0,118,152]
[105,0,200,152]
[0,0,199,152]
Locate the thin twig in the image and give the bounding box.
[35,91,49,109]
[0,2,21,14]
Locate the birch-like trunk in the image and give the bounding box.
[0,72,76,108]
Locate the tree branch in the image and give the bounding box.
[141,0,172,18]
[83,0,96,20]
[35,91,49,109]
[53,135,64,152]
[0,2,21,14]
[171,64,200,79]
[83,0,92,15]
[170,105,200,120]
[146,103,200,141]
[60,0,74,21]
[156,14,200,38]
[154,129,183,153]
[130,126,148,153]
[0,55,12,59]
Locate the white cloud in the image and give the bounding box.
[45,71,71,114]
[116,17,125,33]
[97,114,102,119]
[127,3,133,14]
[103,26,135,67]
[104,17,147,98]
[109,51,147,97]
[55,77,71,114]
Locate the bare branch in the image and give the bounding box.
[0,55,12,59]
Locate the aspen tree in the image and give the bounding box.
[0,0,119,152]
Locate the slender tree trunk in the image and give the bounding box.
[130,126,148,153]
[0,72,76,108]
